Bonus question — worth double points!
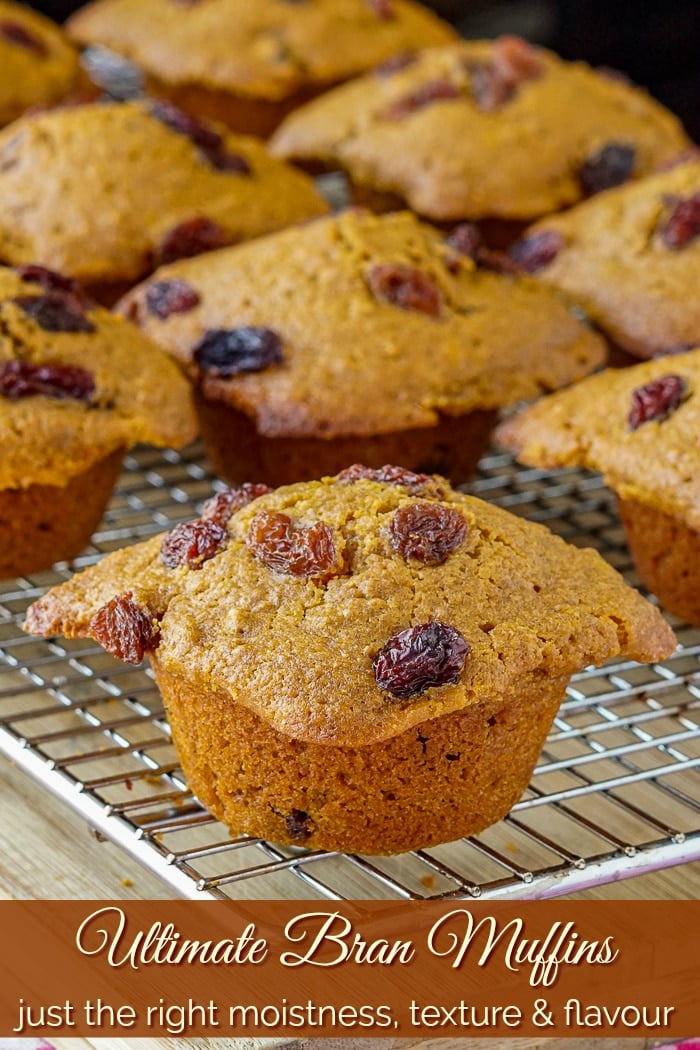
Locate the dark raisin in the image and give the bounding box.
[201,483,273,526]
[366,264,442,316]
[658,192,700,249]
[366,0,395,19]
[509,230,564,272]
[336,464,441,495]
[150,100,222,154]
[375,51,417,77]
[628,374,688,430]
[160,519,227,569]
[469,36,543,112]
[390,503,468,565]
[445,223,482,260]
[0,20,47,55]
[158,217,228,265]
[12,293,96,333]
[0,360,95,402]
[210,150,252,174]
[246,510,344,580]
[384,78,461,121]
[373,621,469,699]
[145,279,201,320]
[578,143,636,196]
[285,809,315,842]
[15,264,88,307]
[89,593,159,664]
[193,326,283,377]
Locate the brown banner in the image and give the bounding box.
[0,901,698,1039]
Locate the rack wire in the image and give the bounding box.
[1,443,698,900]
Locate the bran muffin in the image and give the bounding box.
[497,349,700,625]
[0,1,85,128]
[66,0,457,138]
[269,37,690,229]
[505,155,700,359]
[0,99,328,303]
[0,262,197,577]
[118,209,606,486]
[24,469,676,854]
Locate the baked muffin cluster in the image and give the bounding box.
[5,0,696,854]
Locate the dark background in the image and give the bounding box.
[29,0,700,139]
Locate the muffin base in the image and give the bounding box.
[618,497,700,626]
[0,449,124,579]
[145,75,322,138]
[152,657,567,854]
[195,393,497,487]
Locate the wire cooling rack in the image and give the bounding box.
[0,443,698,900]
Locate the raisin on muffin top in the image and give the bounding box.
[270,38,690,222]
[26,469,675,746]
[0,0,83,127]
[0,264,197,489]
[66,0,456,102]
[0,100,328,287]
[119,209,606,438]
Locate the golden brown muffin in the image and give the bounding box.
[497,349,700,625]
[505,156,700,359]
[270,37,690,226]
[0,99,328,302]
[66,0,457,137]
[0,262,197,577]
[118,209,606,485]
[0,1,85,127]
[24,469,675,853]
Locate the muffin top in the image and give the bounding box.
[507,156,700,358]
[0,100,328,287]
[0,264,197,490]
[497,349,700,530]
[0,1,82,127]
[118,209,606,438]
[270,37,690,222]
[66,0,456,102]
[25,468,675,745]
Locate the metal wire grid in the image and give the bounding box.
[0,443,698,900]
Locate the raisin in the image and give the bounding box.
[210,150,252,175]
[145,279,201,320]
[578,143,636,196]
[201,483,273,527]
[375,51,417,77]
[366,0,394,18]
[373,621,469,699]
[390,503,468,565]
[469,36,543,112]
[90,593,159,664]
[284,809,315,842]
[509,230,564,272]
[384,78,461,121]
[193,326,283,377]
[628,374,688,430]
[160,518,227,570]
[246,510,344,580]
[15,264,89,307]
[477,249,524,275]
[445,223,482,261]
[150,100,222,154]
[336,464,440,495]
[13,293,96,333]
[366,264,442,316]
[659,192,700,248]
[0,360,95,401]
[158,217,228,264]
[0,20,47,55]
